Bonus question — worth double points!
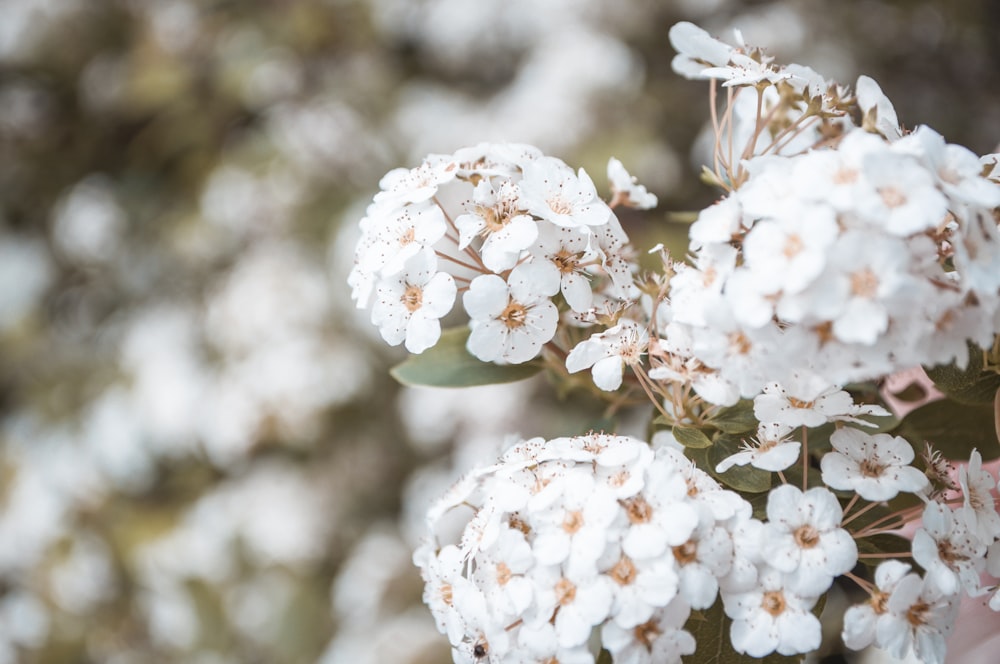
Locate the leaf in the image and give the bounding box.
[898,398,998,461]
[673,426,713,449]
[389,327,543,388]
[709,400,758,434]
[685,437,772,494]
[686,600,798,664]
[925,342,1000,405]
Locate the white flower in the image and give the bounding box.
[472,526,535,622]
[607,157,658,210]
[620,458,699,561]
[876,571,959,664]
[760,485,857,596]
[857,150,949,236]
[820,428,928,502]
[566,320,649,391]
[842,559,912,651]
[517,221,595,313]
[753,374,889,429]
[957,448,1000,542]
[519,157,612,230]
[856,75,902,141]
[605,553,679,628]
[359,200,447,276]
[464,273,558,364]
[601,597,695,664]
[454,179,538,273]
[911,501,986,596]
[671,517,734,609]
[668,21,735,79]
[370,248,456,353]
[715,422,800,474]
[530,566,614,649]
[723,567,822,657]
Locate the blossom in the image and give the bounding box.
[876,571,959,664]
[667,22,735,79]
[715,422,800,474]
[820,427,928,502]
[911,501,986,596]
[565,320,649,391]
[760,485,857,596]
[601,598,695,664]
[519,156,612,230]
[454,179,538,273]
[957,449,1000,542]
[464,273,558,364]
[842,559,912,651]
[723,567,822,657]
[370,248,456,353]
[516,220,595,312]
[607,157,658,210]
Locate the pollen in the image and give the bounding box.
[761,590,786,616]
[672,540,698,566]
[609,556,637,586]
[634,619,663,649]
[555,578,577,606]
[500,300,528,329]
[562,510,584,534]
[850,268,879,298]
[401,284,423,312]
[879,186,907,209]
[622,496,653,524]
[794,524,821,549]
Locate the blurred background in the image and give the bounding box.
[0,1,998,662]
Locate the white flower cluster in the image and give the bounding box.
[837,446,1000,664]
[415,433,868,663]
[349,144,652,362]
[656,23,1000,402]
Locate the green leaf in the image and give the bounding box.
[673,426,713,449]
[685,436,773,494]
[686,600,798,664]
[898,398,998,461]
[709,400,758,434]
[925,342,1000,405]
[389,327,543,388]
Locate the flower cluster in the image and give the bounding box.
[352,19,1000,664]
[349,144,650,361]
[416,433,862,663]
[654,22,1000,402]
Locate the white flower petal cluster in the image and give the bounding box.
[661,123,1000,401]
[349,144,644,361]
[820,427,929,502]
[414,434,757,663]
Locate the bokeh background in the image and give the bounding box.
[1,1,998,663]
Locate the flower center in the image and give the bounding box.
[872,590,889,615]
[496,562,512,586]
[880,186,907,208]
[859,457,887,478]
[548,197,574,215]
[473,640,489,659]
[833,167,858,185]
[906,600,930,627]
[794,524,820,549]
[787,396,815,410]
[622,496,653,524]
[730,332,752,355]
[850,268,879,298]
[401,284,423,312]
[783,234,804,258]
[399,227,416,245]
[441,583,453,606]
[562,510,584,534]
[609,556,637,586]
[761,590,786,616]
[500,300,528,329]
[634,619,663,650]
[553,249,580,274]
[673,540,698,566]
[555,578,577,606]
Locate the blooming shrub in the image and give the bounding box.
[349,21,1000,664]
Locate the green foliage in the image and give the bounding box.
[686,436,772,494]
[708,401,758,434]
[390,327,543,387]
[673,425,713,449]
[925,343,1000,405]
[898,398,999,461]
[686,601,800,664]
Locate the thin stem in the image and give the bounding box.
[436,251,484,273]
[859,551,913,559]
[842,500,882,528]
[801,425,809,492]
[843,571,875,594]
[841,494,861,521]
[634,365,673,423]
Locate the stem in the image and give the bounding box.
[801,426,809,492]
[841,500,882,528]
[843,571,875,594]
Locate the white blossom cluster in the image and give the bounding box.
[654,22,1000,402]
[415,433,866,663]
[349,144,652,362]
